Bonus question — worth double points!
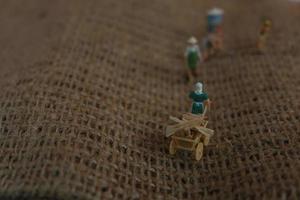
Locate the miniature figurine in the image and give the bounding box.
[202,34,215,61]
[257,19,272,52]
[213,25,224,51]
[207,8,224,34]
[185,37,202,81]
[165,82,214,161]
[203,8,224,59]
[189,82,210,114]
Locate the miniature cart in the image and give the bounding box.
[165,108,214,161]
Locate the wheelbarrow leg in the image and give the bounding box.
[195,142,204,161]
[169,139,177,155]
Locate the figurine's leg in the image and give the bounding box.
[203,51,209,61]
[209,48,214,56]
[257,35,266,51]
[257,41,265,52]
[213,41,218,53]
[216,39,223,51]
[257,39,262,49]
[221,39,224,49]
[187,69,194,82]
[256,41,261,50]
[214,40,220,51]
[191,68,197,77]
[219,39,224,50]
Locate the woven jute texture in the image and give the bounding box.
[0,0,300,199]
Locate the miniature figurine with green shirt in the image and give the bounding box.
[185,37,202,81]
[189,82,210,115]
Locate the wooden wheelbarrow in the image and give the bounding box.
[165,108,214,161]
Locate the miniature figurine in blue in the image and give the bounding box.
[189,82,210,115]
[203,8,224,60]
[185,37,202,80]
[207,8,224,34]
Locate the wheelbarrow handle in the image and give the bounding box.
[204,100,212,114]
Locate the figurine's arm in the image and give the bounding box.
[204,99,211,106]
[203,93,211,108]
[184,48,189,57]
[197,47,203,62]
[204,98,211,111]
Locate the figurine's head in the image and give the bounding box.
[188,37,198,45]
[207,8,224,17]
[263,19,272,28]
[195,82,203,93]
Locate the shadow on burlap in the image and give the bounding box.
[0,0,300,199]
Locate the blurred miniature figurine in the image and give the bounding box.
[189,82,210,114]
[185,37,202,81]
[203,8,224,59]
[214,25,224,50]
[257,19,272,52]
[165,82,214,161]
[207,7,224,35]
[202,34,215,61]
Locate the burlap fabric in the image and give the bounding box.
[0,0,300,199]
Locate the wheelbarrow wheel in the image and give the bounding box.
[169,139,176,155]
[195,142,204,161]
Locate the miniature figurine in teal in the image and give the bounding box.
[185,37,202,81]
[189,82,210,114]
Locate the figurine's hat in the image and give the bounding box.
[207,8,224,16]
[264,19,272,26]
[188,37,198,44]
